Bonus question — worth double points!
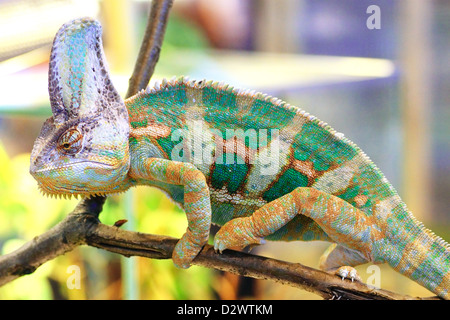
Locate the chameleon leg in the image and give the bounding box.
[214,187,374,269]
[319,244,368,281]
[130,158,211,268]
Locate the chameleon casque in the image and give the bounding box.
[29,18,449,299]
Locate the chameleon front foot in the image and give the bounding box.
[335,266,361,282]
[172,231,209,269]
[213,217,266,253]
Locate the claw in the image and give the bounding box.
[213,240,225,254]
[335,266,361,282]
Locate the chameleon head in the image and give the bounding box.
[30,113,130,197]
[30,17,130,197]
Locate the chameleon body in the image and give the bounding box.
[29,18,450,298]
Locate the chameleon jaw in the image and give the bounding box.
[31,159,131,200]
[37,184,116,200]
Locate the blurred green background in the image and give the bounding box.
[0,0,449,299]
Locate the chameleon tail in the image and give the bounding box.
[380,211,450,299]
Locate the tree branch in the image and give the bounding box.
[125,0,174,99]
[0,198,104,287]
[1,202,436,299]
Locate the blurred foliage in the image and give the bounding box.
[163,13,210,50]
[0,141,214,299]
[152,13,213,77]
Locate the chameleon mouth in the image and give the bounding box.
[30,160,116,174]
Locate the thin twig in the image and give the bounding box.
[126,0,174,98]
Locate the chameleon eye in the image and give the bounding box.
[57,129,83,154]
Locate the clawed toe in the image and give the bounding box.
[213,241,226,254]
[335,266,361,282]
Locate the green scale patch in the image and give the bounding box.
[241,98,296,130]
[129,86,188,126]
[202,86,297,131]
[202,86,240,130]
[292,121,357,171]
[263,168,309,202]
[158,132,178,159]
[210,155,249,194]
[130,119,148,129]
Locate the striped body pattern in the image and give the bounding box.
[30,18,449,298]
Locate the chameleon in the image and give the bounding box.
[29,18,449,299]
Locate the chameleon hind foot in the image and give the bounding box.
[334,266,361,282]
[214,217,266,253]
[172,230,209,269]
[319,244,366,282]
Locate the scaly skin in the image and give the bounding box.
[30,18,450,298]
